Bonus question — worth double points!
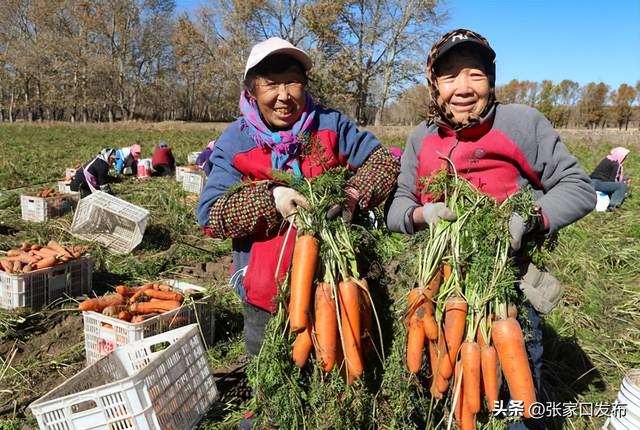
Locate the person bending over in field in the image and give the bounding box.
[590,147,631,211]
[151,142,176,177]
[196,37,399,423]
[385,28,595,429]
[70,148,117,198]
[114,144,141,176]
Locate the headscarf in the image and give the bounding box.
[239,89,316,176]
[426,29,496,130]
[98,148,114,163]
[207,140,216,150]
[607,147,630,182]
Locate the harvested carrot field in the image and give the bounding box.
[0,123,638,429]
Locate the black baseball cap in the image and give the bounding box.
[430,29,496,69]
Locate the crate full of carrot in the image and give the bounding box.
[79,279,215,365]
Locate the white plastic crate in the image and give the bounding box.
[187,151,201,165]
[21,193,80,222]
[182,171,206,194]
[0,256,92,310]
[57,180,76,194]
[83,280,215,365]
[175,166,192,182]
[70,191,150,254]
[30,324,218,430]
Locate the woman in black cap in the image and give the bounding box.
[386,28,595,429]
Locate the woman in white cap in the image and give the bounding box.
[114,143,141,176]
[197,37,399,361]
[386,28,595,429]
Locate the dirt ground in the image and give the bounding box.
[0,314,85,417]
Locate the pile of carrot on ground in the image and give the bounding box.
[0,241,88,274]
[78,283,189,323]
[401,171,546,429]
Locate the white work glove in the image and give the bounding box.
[519,263,564,314]
[272,186,310,221]
[508,210,542,251]
[422,202,457,227]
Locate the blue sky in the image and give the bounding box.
[175,0,640,90]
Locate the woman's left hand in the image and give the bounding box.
[326,187,361,223]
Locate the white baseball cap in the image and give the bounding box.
[243,37,313,80]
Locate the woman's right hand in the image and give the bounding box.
[413,202,457,228]
[272,186,310,220]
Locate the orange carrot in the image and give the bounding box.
[461,341,481,414]
[0,259,13,273]
[339,279,363,384]
[359,280,374,356]
[288,235,319,333]
[428,340,443,399]
[79,294,126,312]
[143,289,184,302]
[33,247,59,258]
[130,313,160,323]
[115,285,136,297]
[442,262,452,282]
[32,256,58,270]
[130,300,181,314]
[461,401,476,430]
[47,240,72,257]
[12,260,22,272]
[118,310,132,321]
[425,266,443,299]
[444,295,468,366]
[454,359,464,423]
[292,320,313,368]
[129,284,155,303]
[436,329,453,379]
[422,299,439,341]
[406,289,426,373]
[492,317,536,418]
[102,304,126,317]
[314,282,337,372]
[154,283,173,292]
[481,344,500,411]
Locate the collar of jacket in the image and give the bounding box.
[436,104,497,141]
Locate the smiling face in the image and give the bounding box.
[252,66,306,130]
[434,47,491,125]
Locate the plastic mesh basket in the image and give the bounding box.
[175,166,191,183]
[182,171,206,194]
[0,256,93,310]
[70,191,150,254]
[187,152,201,165]
[83,280,215,365]
[30,324,218,430]
[21,193,79,222]
[57,181,76,194]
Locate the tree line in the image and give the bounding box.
[1,0,638,128]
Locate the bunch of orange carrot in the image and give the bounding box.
[0,241,88,274]
[287,232,376,385]
[403,173,540,429]
[78,282,185,323]
[405,279,535,429]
